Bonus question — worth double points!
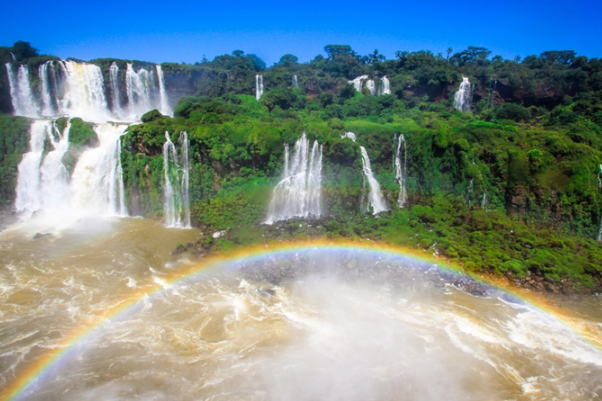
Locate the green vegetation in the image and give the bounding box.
[1,41,602,291]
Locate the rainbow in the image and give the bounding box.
[2,239,601,401]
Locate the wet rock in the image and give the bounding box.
[171,244,187,255]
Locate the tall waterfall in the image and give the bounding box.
[15,120,52,212]
[5,63,38,117]
[454,77,472,113]
[360,146,388,214]
[381,76,391,95]
[162,131,190,228]
[156,65,172,116]
[70,123,128,217]
[63,61,112,122]
[255,75,264,100]
[292,75,298,88]
[40,120,71,212]
[39,62,55,116]
[126,63,154,119]
[109,62,124,118]
[394,134,407,208]
[265,134,322,224]
[365,79,376,95]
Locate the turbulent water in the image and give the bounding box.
[0,218,601,401]
[360,146,388,214]
[163,131,191,228]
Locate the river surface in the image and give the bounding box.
[0,217,601,400]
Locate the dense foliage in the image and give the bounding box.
[1,41,602,291]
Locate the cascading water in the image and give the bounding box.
[292,75,298,88]
[341,131,356,142]
[5,63,38,117]
[40,121,71,212]
[454,77,472,113]
[365,79,376,95]
[255,75,264,100]
[14,120,52,212]
[349,75,368,92]
[381,76,391,95]
[394,134,407,208]
[155,65,172,116]
[109,62,124,118]
[63,61,112,122]
[126,63,154,119]
[70,123,128,217]
[265,134,322,224]
[360,146,388,214]
[39,62,55,116]
[162,131,190,228]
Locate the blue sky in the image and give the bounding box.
[1,0,600,65]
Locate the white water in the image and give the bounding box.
[360,146,388,214]
[5,63,38,117]
[341,131,356,142]
[381,76,391,95]
[255,74,264,100]
[292,74,298,88]
[162,132,190,228]
[14,120,52,212]
[109,62,124,118]
[454,77,472,113]
[126,63,154,119]
[63,61,112,122]
[156,65,172,116]
[39,62,55,116]
[70,123,128,218]
[265,134,322,224]
[349,75,391,96]
[394,134,407,208]
[40,121,71,212]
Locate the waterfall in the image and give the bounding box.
[162,131,190,228]
[126,63,154,119]
[341,131,356,142]
[360,146,388,214]
[70,123,128,217]
[5,63,38,117]
[156,65,172,116]
[39,62,55,116]
[381,76,391,95]
[63,61,112,122]
[454,77,472,113]
[349,75,368,92]
[265,134,322,224]
[394,134,407,208]
[40,121,71,212]
[292,75,298,88]
[255,75,264,100]
[481,193,487,209]
[15,120,52,212]
[109,62,124,118]
[365,79,376,95]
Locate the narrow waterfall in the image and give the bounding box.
[156,65,172,116]
[70,124,127,217]
[40,121,71,211]
[292,75,298,88]
[365,79,376,95]
[126,63,154,119]
[360,146,388,214]
[394,134,407,208]
[255,75,264,100]
[109,62,124,118]
[454,77,472,113]
[265,134,322,224]
[381,76,391,95]
[15,120,52,212]
[481,193,487,209]
[39,62,55,116]
[5,63,38,117]
[162,131,190,228]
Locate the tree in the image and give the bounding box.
[276,54,299,66]
[11,41,38,60]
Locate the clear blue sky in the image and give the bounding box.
[1,0,601,65]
